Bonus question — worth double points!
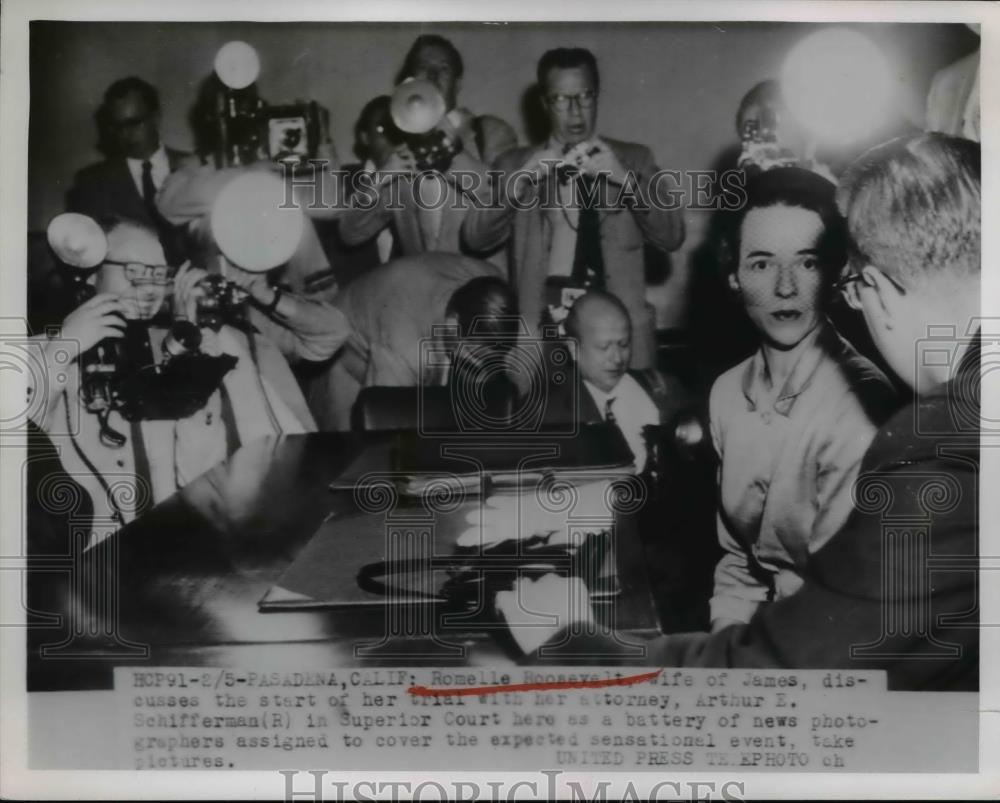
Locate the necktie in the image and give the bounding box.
[571,175,605,289]
[141,160,178,264]
[604,397,617,425]
[141,160,158,217]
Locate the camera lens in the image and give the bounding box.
[163,320,202,357]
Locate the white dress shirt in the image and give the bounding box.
[545,138,580,278]
[126,143,170,200]
[583,373,659,468]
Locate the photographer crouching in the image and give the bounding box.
[29,218,316,546]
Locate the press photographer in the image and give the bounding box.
[159,42,345,307]
[336,35,517,257]
[29,215,316,544]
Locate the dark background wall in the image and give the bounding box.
[28,21,978,326]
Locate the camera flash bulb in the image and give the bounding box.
[215,41,261,90]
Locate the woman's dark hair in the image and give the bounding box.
[716,166,848,285]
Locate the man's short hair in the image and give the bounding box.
[735,79,781,134]
[537,48,600,93]
[354,95,396,145]
[102,76,160,114]
[445,276,518,340]
[563,291,631,341]
[837,133,980,289]
[399,34,464,82]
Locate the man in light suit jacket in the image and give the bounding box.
[462,48,685,370]
[337,35,518,257]
[67,77,190,263]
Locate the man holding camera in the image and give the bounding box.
[29,221,315,543]
[462,48,686,371]
[496,134,980,692]
[337,35,518,257]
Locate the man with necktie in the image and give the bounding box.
[541,291,663,468]
[67,77,190,263]
[462,47,686,370]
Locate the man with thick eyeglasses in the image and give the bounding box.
[67,77,190,264]
[28,220,316,545]
[462,47,685,371]
[496,133,980,692]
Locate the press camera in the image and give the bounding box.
[209,41,329,168]
[389,78,464,172]
[79,318,237,442]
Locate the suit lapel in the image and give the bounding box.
[108,158,150,224]
[577,372,602,423]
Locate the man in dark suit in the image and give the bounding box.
[312,95,399,288]
[67,77,189,263]
[541,291,688,466]
[462,48,686,370]
[498,133,981,692]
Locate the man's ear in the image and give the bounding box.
[442,312,461,343]
[860,264,902,329]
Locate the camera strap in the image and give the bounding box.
[128,420,153,519]
[218,384,241,457]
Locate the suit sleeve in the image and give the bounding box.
[533,445,978,689]
[66,167,114,220]
[156,164,242,226]
[477,116,519,167]
[337,178,394,247]
[460,149,526,255]
[626,144,685,253]
[246,295,350,364]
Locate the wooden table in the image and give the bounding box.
[27,431,663,691]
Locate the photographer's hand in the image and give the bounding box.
[508,145,561,203]
[221,257,274,308]
[58,293,127,357]
[496,574,595,655]
[173,261,209,323]
[572,139,629,186]
[380,146,417,182]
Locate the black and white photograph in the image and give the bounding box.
[0,0,995,798]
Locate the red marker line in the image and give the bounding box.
[408,668,662,697]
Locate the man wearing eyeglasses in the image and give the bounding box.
[67,77,190,264]
[29,220,315,545]
[462,47,685,371]
[496,134,980,692]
